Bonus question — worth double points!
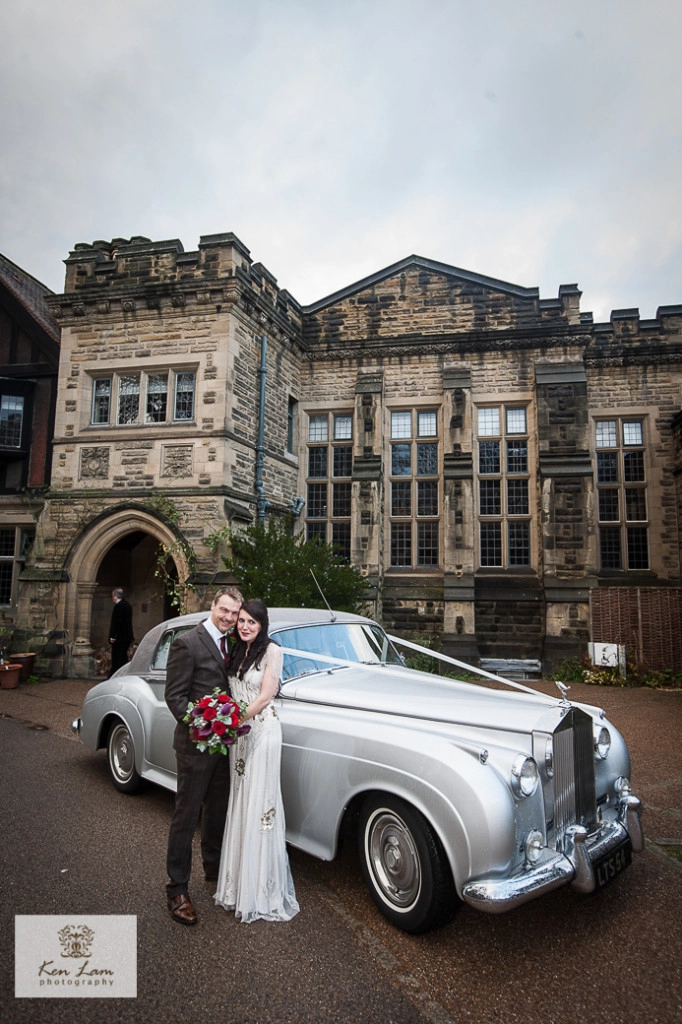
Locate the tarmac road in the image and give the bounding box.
[0,676,681,1024]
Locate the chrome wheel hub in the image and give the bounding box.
[368,811,421,908]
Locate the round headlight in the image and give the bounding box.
[594,725,611,760]
[524,828,544,866]
[511,754,539,798]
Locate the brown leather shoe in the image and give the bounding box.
[167,893,197,926]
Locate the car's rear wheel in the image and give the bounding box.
[107,721,142,793]
[358,794,459,933]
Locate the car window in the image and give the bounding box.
[274,622,403,680]
[151,626,196,671]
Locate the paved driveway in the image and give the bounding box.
[1,675,681,1024]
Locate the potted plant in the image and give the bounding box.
[11,652,36,682]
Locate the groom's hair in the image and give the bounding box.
[212,586,244,606]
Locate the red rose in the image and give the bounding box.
[212,721,227,735]
[217,693,230,703]
[199,697,212,708]
[202,707,217,720]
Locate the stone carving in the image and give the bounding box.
[161,445,193,479]
[80,447,110,479]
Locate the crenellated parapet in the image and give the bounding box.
[587,305,682,366]
[47,233,304,342]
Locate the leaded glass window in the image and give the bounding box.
[388,408,440,568]
[305,412,352,549]
[476,403,531,567]
[146,374,168,423]
[594,418,648,570]
[117,376,140,425]
[91,379,111,425]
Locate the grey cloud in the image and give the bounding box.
[0,0,679,321]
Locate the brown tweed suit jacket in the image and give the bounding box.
[164,621,231,757]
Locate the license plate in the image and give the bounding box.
[593,838,632,889]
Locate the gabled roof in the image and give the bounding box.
[303,255,540,314]
[0,252,60,344]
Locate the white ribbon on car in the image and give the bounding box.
[275,640,542,696]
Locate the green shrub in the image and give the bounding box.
[218,519,368,613]
[626,665,682,689]
[551,654,682,689]
[550,657,588,684]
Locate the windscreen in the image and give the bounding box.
[275,622,403,680]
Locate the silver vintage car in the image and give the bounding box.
[72,608,643,933]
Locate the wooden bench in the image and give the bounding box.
[479,658,543,681]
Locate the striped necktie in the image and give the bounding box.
[219,635,230,667]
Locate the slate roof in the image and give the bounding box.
[0,252,60,344]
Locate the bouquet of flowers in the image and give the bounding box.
[183,687,251,755]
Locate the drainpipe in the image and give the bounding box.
[255,334,269,523]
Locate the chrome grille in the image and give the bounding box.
[552,707,598,845]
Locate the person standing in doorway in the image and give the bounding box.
[108,588,134,677]
[164,586,243,926]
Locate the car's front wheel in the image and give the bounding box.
[358,794,459,933]
[107,720,142,793]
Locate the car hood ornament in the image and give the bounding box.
[554,680,572,706]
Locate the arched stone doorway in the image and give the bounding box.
[64,505,192,677]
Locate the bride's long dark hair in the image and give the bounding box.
[233,598,272,679]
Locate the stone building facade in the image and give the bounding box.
[15,234,682,676]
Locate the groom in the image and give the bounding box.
[164,586,243,925]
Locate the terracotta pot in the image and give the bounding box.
[11,653,36,683]
[0,663,22,688]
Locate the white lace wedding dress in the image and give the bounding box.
[214,642,299,923]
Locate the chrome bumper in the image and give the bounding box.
[71,717,82,735]
[461,795,643,914]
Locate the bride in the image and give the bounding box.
[214,598,299,923]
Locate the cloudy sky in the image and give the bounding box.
[1,0,680,321]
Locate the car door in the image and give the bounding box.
[144,625,193,774]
